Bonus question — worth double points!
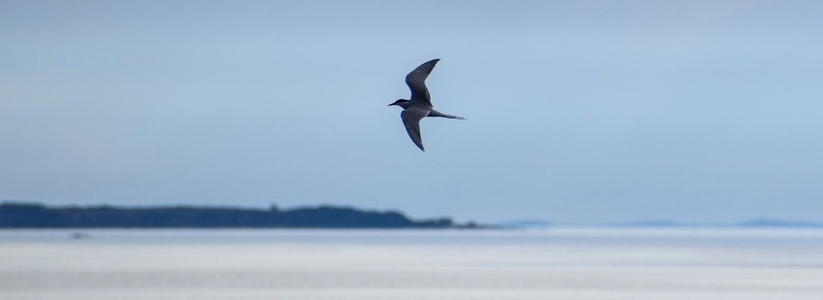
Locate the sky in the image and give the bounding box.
[2,0,822,224]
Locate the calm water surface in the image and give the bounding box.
[1,228,822,299]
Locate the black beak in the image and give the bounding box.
[387,103,395,106]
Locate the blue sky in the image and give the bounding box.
[2,0,822,223]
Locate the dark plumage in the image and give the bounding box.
[388,59,465,151]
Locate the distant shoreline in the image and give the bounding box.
[0,202,480,229]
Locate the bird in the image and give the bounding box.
[388,58,465,151]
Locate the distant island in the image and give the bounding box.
[739,219,823,228]
[0,202,476,229]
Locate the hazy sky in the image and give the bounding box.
[2,0,822,224]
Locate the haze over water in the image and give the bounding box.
[2,228,822,300]
[3,2,823,298]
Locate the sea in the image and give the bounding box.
[1,228,822,300]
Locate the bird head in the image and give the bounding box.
[388,99,411,108]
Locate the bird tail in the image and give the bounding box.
[429,109,466,120]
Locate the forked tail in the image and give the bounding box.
[429,109,466,120]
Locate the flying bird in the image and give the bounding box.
[388,59,465,151]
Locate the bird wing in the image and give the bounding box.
[400,106,430,152]
[405,59,440,107]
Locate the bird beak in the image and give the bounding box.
[387,103,395,106]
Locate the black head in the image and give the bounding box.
[388,99,411,107]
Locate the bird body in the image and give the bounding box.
[388,59,465,151]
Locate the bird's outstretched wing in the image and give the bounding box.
[405,59,440,107]
[400,106,431,152]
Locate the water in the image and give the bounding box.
[2,228,823,299]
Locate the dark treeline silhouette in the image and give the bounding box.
[0,202,463,228]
